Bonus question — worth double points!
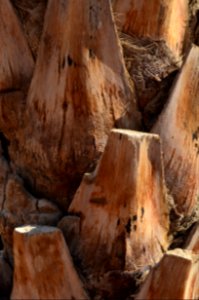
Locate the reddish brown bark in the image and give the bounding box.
[112,0,188,59]
[152,45,199,215]
[0,1,198,299]
[184,223,199,253]
[136,249,199,300]
[4,0,140,210]
[11,226,88,300]
[69,129,169,274]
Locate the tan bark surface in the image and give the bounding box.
[0,0,34,91]
[6,0,140,210]
[184,222,199,253]
[112,0,184,127]
[0,1,198,299]
[11,225,88,300]
[136,249,199,300]
[152,45,199,215]
[69,129,169,273]
[112,0,188,59]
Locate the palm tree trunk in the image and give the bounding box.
[0,0,198,299]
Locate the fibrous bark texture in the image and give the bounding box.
[112,0,187,128]
[11,0,47,59]
[69,129,169,274]
[120,34,179,128]
[189,0,199,46]
[112,0,188,59]
[152,45,199,216]
[0,0,198,299]
[5,0,140,210]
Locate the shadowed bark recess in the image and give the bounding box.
[189,0,199,46]
[7,0,140,210]
[11,0,47,59]
[120,33,179,129]
[0,174,62,264]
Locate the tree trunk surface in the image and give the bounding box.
[152,45,199,216]
[11,226,88,300]
[0,0,198,299]
[6,0,140,211]
[136,249,199,300]
[69,129,169,273]
[112,0,188,59]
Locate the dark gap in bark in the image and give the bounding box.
[21,175,49,202]
[0,88,20,95]
[0,236,3,250]
[0,133,10,163]
[125,218,131,234]
[193,10,199,45]
[168,204,199,250]
[67,55,73,66]
[142,69,179,131]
